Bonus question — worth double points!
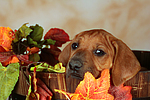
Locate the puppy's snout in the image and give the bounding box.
[69,59,83,70]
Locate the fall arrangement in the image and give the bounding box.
[0,23,70,100]
[0,24,132,100]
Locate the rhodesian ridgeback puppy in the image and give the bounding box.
[58,29,141,86]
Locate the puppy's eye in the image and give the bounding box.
[71,43,79,50]
[93,49,106,56]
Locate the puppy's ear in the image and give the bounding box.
[112,40,141,86]
[58,43,71,67]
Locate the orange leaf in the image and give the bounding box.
[0,27,15,51]
[74,69,114,100]
[55,69,114,100]
[9,56,19,64]
[27,47,40,54]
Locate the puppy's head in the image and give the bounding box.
[59,29,141,86]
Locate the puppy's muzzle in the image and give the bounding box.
[69,59,83,71]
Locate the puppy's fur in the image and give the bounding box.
[59,29,141,86]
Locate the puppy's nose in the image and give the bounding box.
[69,60,83,70]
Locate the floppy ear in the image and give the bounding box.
[112,40,141,86]
[58,43,71,67]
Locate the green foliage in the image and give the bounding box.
[19,23,33,38]
[0,63,20,100]
[30,62,65,73]
[43,39,56,45]
[12,23,56,60]
[27,36,39,48]
[13,23,33,43]
[29,24,43,42]
[29,53,40,62]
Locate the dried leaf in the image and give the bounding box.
[44,28,70,47]
[55,69,114,100]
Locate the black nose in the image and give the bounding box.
[69,59,83,70]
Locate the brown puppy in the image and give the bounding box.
[58,29,141,86]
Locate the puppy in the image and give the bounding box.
[58,29,141,86]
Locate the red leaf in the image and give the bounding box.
[0,51,31,66]
[0,51,16,66]
[0,53,12,62]
[44,28,70,47]
[16,54,33,65]
[109,84,132,100]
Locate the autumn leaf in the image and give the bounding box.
[0,51,32,66]
[27,47,40,54]
[0,51,20,66]
[55,69,114,100]
[0,27,15,51]
[0,52,13,66]
[16,54,33,65]
[9,55,19,64]
[44,28,70,47]
[108,84,132,100]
